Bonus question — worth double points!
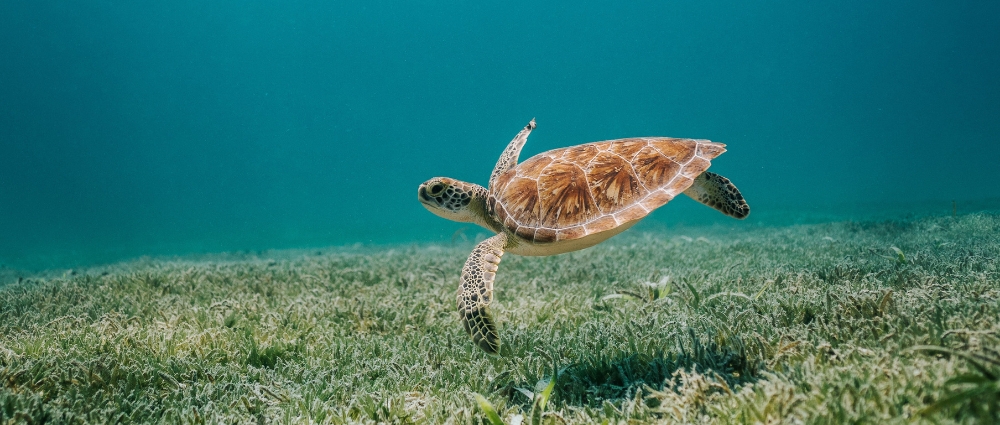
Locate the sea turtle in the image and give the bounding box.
[418,119,749,355]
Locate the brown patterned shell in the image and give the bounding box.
[487,138,726,243]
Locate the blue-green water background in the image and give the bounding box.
[2,1,999,269]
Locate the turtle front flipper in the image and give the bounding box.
[458,233,507,355]
[489,119,536,189]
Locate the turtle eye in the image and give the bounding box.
[428,183,445,196]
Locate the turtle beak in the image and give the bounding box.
[417,184,431,203]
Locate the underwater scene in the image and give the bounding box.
[1,0,998,423]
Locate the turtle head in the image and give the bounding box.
[418,177,483,223]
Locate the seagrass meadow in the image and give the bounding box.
[1,213,998,424]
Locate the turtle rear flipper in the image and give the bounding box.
[683,171,750,219]
[458,233,507,355]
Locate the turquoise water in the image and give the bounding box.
[1,1,998,270]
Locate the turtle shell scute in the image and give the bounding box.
[492,137,723,242]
